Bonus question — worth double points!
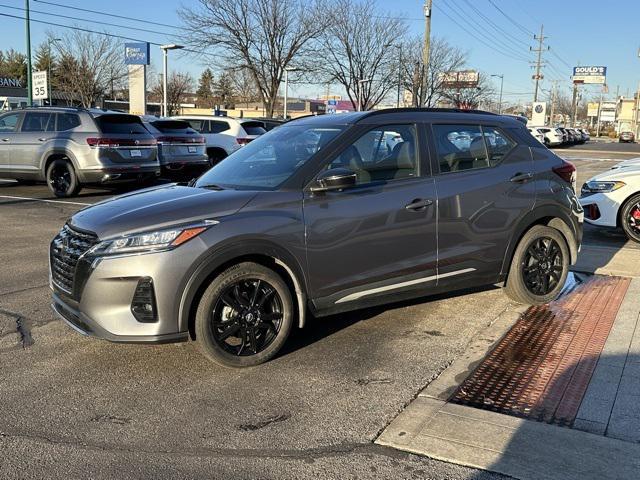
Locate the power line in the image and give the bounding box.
[446,0,530,60]
[0,3,176,38]
[486,0,535,36]
[33,0,181,30]
[459,0,529,48]
[434,3,529,63]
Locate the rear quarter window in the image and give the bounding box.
[56,113,81,131]
[241,121,267,136]
[95,114,148,134]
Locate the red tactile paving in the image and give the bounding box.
[451,275,631,426]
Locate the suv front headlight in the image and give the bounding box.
[88,220,218,256]
[581,181,626,195]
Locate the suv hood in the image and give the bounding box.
[69,184,256,239]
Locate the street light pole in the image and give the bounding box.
[160,44,184,117]
[284,68,290,120]
[25,0,33,106]
[396,45,403,108]
[491,74,504,114]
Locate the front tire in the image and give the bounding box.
[46,159,81,198]
[621,194,640,243]
[505,225,569,305]
[195,262,294,367]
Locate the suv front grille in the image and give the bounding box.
[50,224,99,294]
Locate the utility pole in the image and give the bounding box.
[571,82,579,127]
[530,25,548,103]
[491,74,504,114]
[25,0,33,106]
[549,80,559,126]
[421,0,433,108]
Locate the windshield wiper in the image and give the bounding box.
[198,183,225,190]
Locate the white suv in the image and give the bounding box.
[536,127,564,147]
[172,115,266,165]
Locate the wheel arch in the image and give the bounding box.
[616,190,640,228]
[178,242,308,340]
[42,149,80,178]
[501,207,579,280]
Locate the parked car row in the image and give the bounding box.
[0,107,271,197]
[528,126,590,148]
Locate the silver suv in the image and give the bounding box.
[0,107,159,197]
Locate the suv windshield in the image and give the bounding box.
[195,124,345,190]
[150,120,194,134]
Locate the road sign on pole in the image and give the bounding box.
[32,70,48,100]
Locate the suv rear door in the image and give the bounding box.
[13,111,55,172]
[430,123,535,282]
[304,122,438,308]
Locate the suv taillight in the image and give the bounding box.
[87,137,157,147]
[552,159,575,183]
[156,136,205,144]
[236,137,252,145]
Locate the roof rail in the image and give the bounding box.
[360,107,498,119]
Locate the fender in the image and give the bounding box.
[40,148,81,177]
[177,239,309,333]
[500,205,581,277]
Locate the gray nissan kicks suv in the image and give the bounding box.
[50,109,583,367]
[0,107,159,197]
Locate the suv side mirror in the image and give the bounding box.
[310,168,357,193]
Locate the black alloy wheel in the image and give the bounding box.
[195,262,294,367]
[521,237,563,296]
[210,279,283,356]
[46,159,81,198]
[504,225,569,305]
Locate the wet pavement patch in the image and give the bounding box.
[450,275,631,426]
[237,413,291,432]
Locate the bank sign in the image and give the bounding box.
[124,42,150,65]
[0,77,22,88]
[572,66,606,84]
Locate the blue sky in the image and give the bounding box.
[1,0,639,105]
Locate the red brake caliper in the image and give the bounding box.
[632,208,640,220]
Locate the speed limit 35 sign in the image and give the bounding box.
[32,71,48,100]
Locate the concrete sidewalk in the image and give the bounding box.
[376,279,640,480]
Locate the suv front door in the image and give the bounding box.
[14,111,55,173]
[430,123,535,282]
[303,123,438,309]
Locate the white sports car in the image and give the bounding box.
[580,159,640,242]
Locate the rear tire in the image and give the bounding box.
[207,149,227,167]
[620,194,640,243]
[46,159,81,198]
[505,225,569,305]
[195,262,294,368]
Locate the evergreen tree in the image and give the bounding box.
[0,49,27,84]
[196,68,215,107]
[214,69,235,108]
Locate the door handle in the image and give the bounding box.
[405,198,433,211]
[38,138,47,142]
[1,138,8,142]
[510,172,533,183]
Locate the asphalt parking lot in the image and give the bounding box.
[1,141,639,479]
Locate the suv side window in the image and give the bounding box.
[184,119,209,133]
[327,124,418,185]
[21,112,54,132]
[433,124,489,173]
[210,120,230,134]
[482,127,516,166]
[56,113,81,131]
[0,112,21,132]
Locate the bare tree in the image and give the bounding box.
[230,67,259,108]
[319,0,405,111]
[441,73,496,110]
[400,36,467,107]
[49,31,126,108]
[150,72,194,116]
[180,0,325,117]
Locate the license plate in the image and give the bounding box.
[188,146,197,153]
[130,149,142,158]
